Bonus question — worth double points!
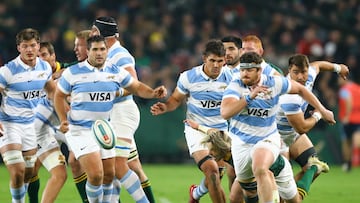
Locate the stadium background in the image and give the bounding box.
[1,0,359,164]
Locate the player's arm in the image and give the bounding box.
[54,87,70,133]
[184,119,212,134]
[125,79,166,99]
[150,88,186,116]
[124,66,138,80]
[221,85,269,120]
[288,80,335,124]
[311,61,349,79]
[286,112,320,134]
[44,79,57,100]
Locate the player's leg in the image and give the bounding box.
[111,101,148,203]
[101,149,115,203]
[128,145,155,203]
[1,122,38,202]
[251,135,281,203]
[289,134,328,182]
[68,126,104,202]
[27,159,41,203]
[185,126,225,203]
[68,151,88,202]
[38,147,67,202]
[193,151,226,203]
[274,156,301,203]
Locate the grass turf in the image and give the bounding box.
[0,164,359,202]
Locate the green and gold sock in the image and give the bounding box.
[74,172,89,202]
[28,175,40,203]
[142,179,155,203]
[296,165,317,199]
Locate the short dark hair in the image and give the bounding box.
[221,35,242,49]
[288,54,309,70]
[40,42,55,55]
[16,28,40,45]
[203,39,225,57]
[239,51,262,65]
[87,35,106,50]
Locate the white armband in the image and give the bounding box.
[333,63,341,74]
[312,112,322,122]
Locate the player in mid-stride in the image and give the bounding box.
[54,35,166,203]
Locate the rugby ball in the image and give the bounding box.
[92,119,116,149]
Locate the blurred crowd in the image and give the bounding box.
[1,0,359,110]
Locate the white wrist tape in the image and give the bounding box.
[312,112,322,122]
[333,64,341,74]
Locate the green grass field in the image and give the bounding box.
[0,164,359,202]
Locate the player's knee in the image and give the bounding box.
[115,139,132,158]
[42,151,66,172]
[2,150,24,165]
[239,181,257,192]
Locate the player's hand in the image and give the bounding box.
[183,119,199,130]
[320,109,336,125]
[150,102,167,115]
[249,85,270,99]
[59,120,69,133]
[153,86,167,98]
[339,64,349,80]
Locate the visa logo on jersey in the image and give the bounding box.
[89,92,112,101]
[200,100,221,108]
[247,108,269,117]
[23,90,41,99]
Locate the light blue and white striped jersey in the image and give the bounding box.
[106,41,136,103]
[276,65,318,135]
[178,65,233,131]
[0,56,52,124]
[223,74,291,144]
[57,60,133,128]
[35,97,60,133]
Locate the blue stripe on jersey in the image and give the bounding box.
[6,97,39,108]
[187,103,221,117]
[9,80,48,91]
[68,117,94,128]
[277,66,318,135]
[0,111,34,123]
[71,101,113,112]
[235,114,276,127]
[280,103,300,113]
[0,57,52,123]
[177,65,233,130]
[107,42,135,103]
[230,127,276,144]
[225,74,291,143]
[72,82,119,93]
[57,61,132,127]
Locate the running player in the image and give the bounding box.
[54,35,165,202]
[0,28,55,203]
[91,16,156,202]
[151,39,232,203]
[221,51,336,203]
[277,54,349,185]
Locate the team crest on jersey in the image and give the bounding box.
[107,75,116,80]
[37,72,47,78]
[218,85,227,90]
